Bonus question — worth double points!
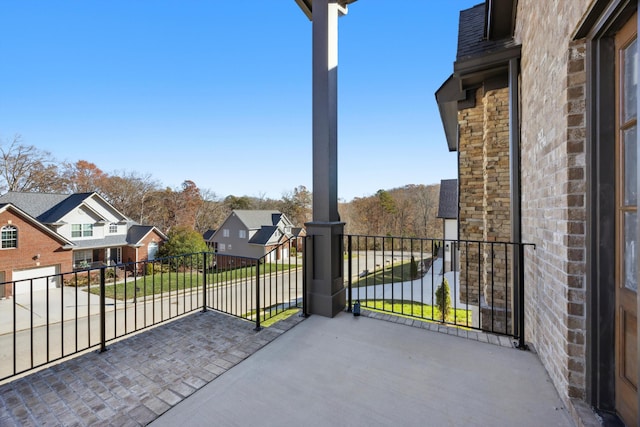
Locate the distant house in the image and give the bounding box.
[0,203,74,298]
[0,191,167,275]
[211,210,303,267]
[436,179,458,271]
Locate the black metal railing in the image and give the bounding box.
[203,237,306,329]
[0,238,306,382]
[344,234,534,347]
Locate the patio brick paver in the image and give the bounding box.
[0,310,305,427]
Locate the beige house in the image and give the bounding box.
[437,1,639,425]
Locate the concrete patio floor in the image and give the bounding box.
[0,307,575,427]
[152,311,574,427]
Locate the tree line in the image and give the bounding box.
[0,135,443,238]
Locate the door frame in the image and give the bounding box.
[581,0,639,417]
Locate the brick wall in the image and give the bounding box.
[514,0,590,407]
[0,210,73,297]
[122,230,164,264]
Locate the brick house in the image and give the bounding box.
[0,192,166,292]
[436,1,639,425]
[0,203,74,298]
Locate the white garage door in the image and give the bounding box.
[13,265,60,295]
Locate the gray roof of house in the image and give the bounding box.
[69,235,130,250]
[456,3,517,61]
[72,226,164,250]
[202,229,216,241]
[0,192,71,220]
[249,225,278,245]
[437,179,458,219]
[38,193,95,223]
[234,210,285,229]
[127,225,155,245]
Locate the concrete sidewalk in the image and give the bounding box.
[152,312,574,427]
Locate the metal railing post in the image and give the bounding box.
[347,235,352,312]
[301,236,309,317]
[99,267,107,353]
[202,252,208,313]
[516,244,527,350]
[255,261,261,331]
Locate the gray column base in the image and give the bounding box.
[308,280,346,318]
[305,221,346,318]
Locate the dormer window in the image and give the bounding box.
[109,223,118,233]
[1,225,17,249]
[72,224,93,238]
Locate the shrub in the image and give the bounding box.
[435,277,452,321]
[410,255,418,279]
[158,226,208,269]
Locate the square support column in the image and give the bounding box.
[304,0,346,317]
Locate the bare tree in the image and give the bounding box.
[0,134,62,193]
[99,170,160,221]
[194,188,227,233]
[61,160,108,193]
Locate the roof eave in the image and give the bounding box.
[294,0,357,20]
[454,45,521,85]
[435,75,465,152]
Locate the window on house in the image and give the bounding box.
[73,250,93,269]
[109,223,118,233]
[223,229,229,237]
[239,230,246,239]
[1,225,17,249]
[72,224,94,238]
[228,244,232,251]
[219,243,226,252]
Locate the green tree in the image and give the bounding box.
[435,277,452,321]
[224,195,252,210]
[158,226,208,268]
[280,185,312,226]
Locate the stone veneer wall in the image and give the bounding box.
[514,0,591,414]
[458,89,484,306]
[458,86,511,332]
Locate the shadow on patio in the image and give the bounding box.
[0,306,574,426]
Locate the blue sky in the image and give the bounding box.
[0,1,479,202]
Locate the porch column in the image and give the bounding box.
[304,0,346,317]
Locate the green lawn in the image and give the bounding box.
[361,299,472,326]
[258,307,300,327]
[352,259,428,287]
[87,263,299,300]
